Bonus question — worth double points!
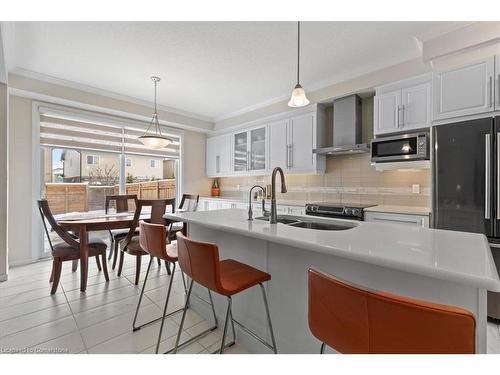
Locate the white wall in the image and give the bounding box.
[0,83,8,279]
[8,96,33,264]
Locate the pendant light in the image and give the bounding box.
[288,21,310,108]
[138,76,173,149]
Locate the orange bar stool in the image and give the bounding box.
[308,268,476,354]
[132,221,188,353]
[173,232,278,354]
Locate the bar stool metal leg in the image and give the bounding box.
[260,283,278,354]
[132,258,184,333]
[320,342,326,354]
[155,262,177,353]
[219,297,232,354]
[171,280,219,354]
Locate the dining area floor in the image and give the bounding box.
[0,252,249,354]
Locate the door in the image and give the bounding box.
[374,90,401,135]
[290,112,315,172]
[433,118,494,236]
[233,131,248,172]
[268,119,289,170]
[249,126,267,172]
[206,137,217,176]
[433,57,495,120]
[402,83,431,131]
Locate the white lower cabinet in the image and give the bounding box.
[196,198,305,216]
[364,211,429,228]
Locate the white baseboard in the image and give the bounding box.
[0,273,7,282]
[9,256,51,268]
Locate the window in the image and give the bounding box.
[150,159,159,168]
[125,158,132,167]
[87,155,99,165]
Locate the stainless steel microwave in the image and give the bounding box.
[371,132,430,163]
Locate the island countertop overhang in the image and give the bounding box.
[165,209,500,292]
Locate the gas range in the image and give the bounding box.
[305,202,376,221]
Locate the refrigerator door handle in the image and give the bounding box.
[486,133,491,219]
[497,132,500,220]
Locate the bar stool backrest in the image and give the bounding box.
[176,232,222,293]
[179,194,199,212]
[139,221,172,261]
[308,268,476,354]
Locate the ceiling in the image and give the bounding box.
[5,21,471,121]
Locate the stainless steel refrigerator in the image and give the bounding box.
[433,116,500,320]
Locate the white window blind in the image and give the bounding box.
[39,111,181,159]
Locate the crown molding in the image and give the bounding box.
[10,67,214,123]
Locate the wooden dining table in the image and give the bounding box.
[58,212,148,292]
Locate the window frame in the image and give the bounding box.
[86,155,99,165]
[150,159,160,168]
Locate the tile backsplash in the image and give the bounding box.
[217,153,431,207]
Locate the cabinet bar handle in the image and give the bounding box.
[486,133,491,219]
[490,76,494,108]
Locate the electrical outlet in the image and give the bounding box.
[412,184,420,194]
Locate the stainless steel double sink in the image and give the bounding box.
[255,215,356,231]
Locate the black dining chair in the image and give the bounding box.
[167,194,199,242]
[117,198,176,285]
[104,194,138,269]
[38,199,109,294]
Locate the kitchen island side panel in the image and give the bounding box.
[187,223,486,354]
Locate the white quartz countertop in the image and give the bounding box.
[165,209,500,292]
[364,205,431,215]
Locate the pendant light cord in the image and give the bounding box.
[297,21,300,85]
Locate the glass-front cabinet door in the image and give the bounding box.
[233,131,248,172]
[249,126,266,172]
[233,126,267,173]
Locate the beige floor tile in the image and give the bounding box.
[0,315,78,349]
[69,284,140,314]
[0,293,67,322]
[0,304,72,338]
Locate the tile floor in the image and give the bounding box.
[1,249,500,354]
[0,250,248,354]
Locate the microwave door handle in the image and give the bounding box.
[486,134,491,220]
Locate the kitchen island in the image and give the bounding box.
[164,208,500,353]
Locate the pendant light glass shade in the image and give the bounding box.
[138,76,173,149]
[288,21,309,108]
[288,83,310,107]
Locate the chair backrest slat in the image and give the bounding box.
[105,194,137,214]
[179,194,199,212]
[307,268,476,354]
[37,199,80,250]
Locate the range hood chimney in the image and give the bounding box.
[314,94,369,155]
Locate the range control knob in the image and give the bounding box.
[312,206,318,212]
[344,208,352,215]
[306,206,312,212]
[352,208,360,216]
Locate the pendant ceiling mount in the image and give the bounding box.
[138,76,173,149]
[288,21,310,108]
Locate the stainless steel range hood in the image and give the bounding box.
[314,94,369,155]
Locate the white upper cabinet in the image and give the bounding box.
[232,125,268,174]
[206,134,231,177]
[268,118,289,170]
[374,90,401,135]
[289,112,317,172]
[374,74,431,136]
[268,107,326,174]
[432,56,495,121]
[402,83,431,131]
